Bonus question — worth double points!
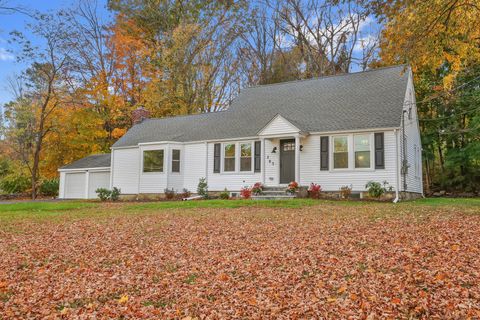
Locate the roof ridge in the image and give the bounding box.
[245,64,409,90]
[146,109,229,122]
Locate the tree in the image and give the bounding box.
[7,13,74,199]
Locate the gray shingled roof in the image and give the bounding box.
[113,65,409,148]
[60,154,111,170]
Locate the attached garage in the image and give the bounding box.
[59,154,111,199]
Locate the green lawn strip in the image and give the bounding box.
[405,197,480,208]
[0,201,98,223]
[126,198,377,211]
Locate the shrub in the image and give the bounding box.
[286,181,299,194]
[197,177,208,199]
[40,179,59,197]
[164,188,176,200]
[0,174,30,194]
[251,182,264,195]
[181,188,191,199]
[219,188,230,199]
[339,185,352,199]
[308,183,322,199]
[240,187,252,199]
[96,188,111,201]
[365,181,385,198]
[95,187,121,201]
[110,187,121,201]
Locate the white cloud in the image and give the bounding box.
[0,48,14,61]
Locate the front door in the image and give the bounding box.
[280,139,295,184]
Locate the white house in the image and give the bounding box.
[59,65,423,201]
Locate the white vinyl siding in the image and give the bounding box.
[183,143,207,192]
[264,139,280,185]
[112,148,140,194]
[300,131,398,191]
[258,115,300,136]
[401,73,423,194]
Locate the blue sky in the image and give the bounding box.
[0,0,110,106]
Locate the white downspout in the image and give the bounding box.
[393,129,400,203]
[261,138,265,184]
[204,142,208,183]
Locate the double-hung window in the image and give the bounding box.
[172,149,180,173]
[354,135,371,168]
[333,136,348,169]
[240,143,252,171]
[223,144,236,172]
[143,150,164,172]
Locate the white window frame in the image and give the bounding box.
[240,142,254,172]
[353,133,372,169]
[171,149,181,174]
[142,149,165,174]
[331,135,350,170]
[329,133,375,172]
[220,141,256,174]
[222,142,237,173]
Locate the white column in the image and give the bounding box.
[85,171,90,199]
[295,135,300,183]
[261,138,265,184]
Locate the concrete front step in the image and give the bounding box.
[252,195,296,200]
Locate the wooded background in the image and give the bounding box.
[0,0,479,198]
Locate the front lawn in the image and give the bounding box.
[0,198,478,318]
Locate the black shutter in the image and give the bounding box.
[375,132,385,169]
[254,141,261,172]
[214,143,221,173]
[320,136,329,170]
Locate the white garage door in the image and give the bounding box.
[88,171,111,199]
[64,172,86,199]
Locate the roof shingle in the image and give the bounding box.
[60,154,111,170]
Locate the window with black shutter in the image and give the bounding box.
[374,132,385,169]
[254,141,261,172]
[320,136,329,170]
[213,143,221,173]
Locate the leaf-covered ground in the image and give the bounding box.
[0,199,479,319]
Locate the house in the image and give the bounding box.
[58,65,423,201]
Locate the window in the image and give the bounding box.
[172,149,180,173]
[333,136,348,169]
[143,150,164,172]
[240,143,252,171]
[223,144,236,172]
[354,135,371,168]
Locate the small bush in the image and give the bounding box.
[40,179,59,197]
[181,188,191,199]
[95,187,121,201]
[110,187,121,201]
[251,182,264,195]
[0,174,30,194]
[219,188,230,199]
[339,185,352,199]
[365,181,385,198]
[96,188,111,201]
[240,187,252,199]
[164,188,176,200]
[197,177,208,199]
[286,181,299,194]
[308,183,322,199]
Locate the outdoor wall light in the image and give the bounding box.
[300,145,304,151]
[272,147,277,153]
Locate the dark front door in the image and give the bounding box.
[280,139,295,184]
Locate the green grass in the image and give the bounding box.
[127,198,320,210]
[0,201,95,212]
[407,197,480,207]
